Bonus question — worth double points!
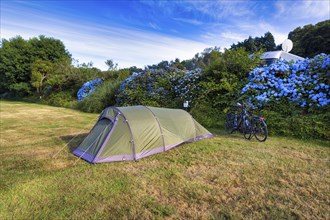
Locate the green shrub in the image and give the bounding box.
[199,48,260,112]
[117,69,179,108]
[261,110,330,140]
[8,82,32,97]
[190,100,224,128]
[45,91,77,108]
[77,80,121,113]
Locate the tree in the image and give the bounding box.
[29,35,71,62]
[230,32,276,53]
[0,35,72,96]
[261,32,276,51]
[30,59,53,94]
[289,20,330,57]
[170,58,185,70]
[199,48,260,109]
[0,36,33,95]
[105,59,118,71]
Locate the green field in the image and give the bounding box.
[0,101,329,219]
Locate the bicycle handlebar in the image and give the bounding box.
[233,102,257,110]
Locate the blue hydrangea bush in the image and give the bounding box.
[170,68,202,103]
[242,54,330,110]
[116,69,171,106]
[117,68,203,107]
[77,78,103,101]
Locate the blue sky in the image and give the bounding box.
[1,0,329,70]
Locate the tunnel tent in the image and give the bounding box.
[72,105,213,163]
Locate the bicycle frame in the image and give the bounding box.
[232,103,250,133]
[225,102,267,142]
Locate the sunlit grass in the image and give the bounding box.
[0,101,329,219]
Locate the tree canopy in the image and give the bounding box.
[0,35,71,95]
[230,32,276,53]
[288,20,330,58]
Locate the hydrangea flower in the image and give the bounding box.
[117,67,203,106]
[242,54,330,108]
[77,78,103,101]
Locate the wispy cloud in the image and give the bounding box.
[233,21,289,45]
[200,19,290,49]
[200,31,246,50]
[2,0,328,70]
[188,1,255,19]
[172,17,203,26]
[275,0,330,20]
[148,22,161,30]
[1,9,209,70]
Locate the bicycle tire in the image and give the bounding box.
[254,119,268,142]
[243,117,252,140]
[224,113,236,134]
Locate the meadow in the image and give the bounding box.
[0,101,329,219]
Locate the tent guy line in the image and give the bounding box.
[52,117,98,159]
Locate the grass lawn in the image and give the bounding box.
[0,100,329,219]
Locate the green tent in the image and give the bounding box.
[72,106,213,163]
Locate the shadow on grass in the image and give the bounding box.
[209,127,248,139]
[60,133,89,152]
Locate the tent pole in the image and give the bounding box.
[144,106,166,152]
[93,113,119,163]
[113,107,137,161]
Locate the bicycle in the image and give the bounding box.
[224,102,252,139]
[247,106,268,142]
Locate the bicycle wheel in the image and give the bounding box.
[254,119,268,142]
[224,113,236,134]
[243,117,252,140]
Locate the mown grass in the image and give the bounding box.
[0,100,329,219]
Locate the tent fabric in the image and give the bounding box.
[72,105,213,163]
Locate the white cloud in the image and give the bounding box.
[148,22,161,30]
[172,17,203,25]
[275,0,330,20]
[201,31,246,49]
[140,0,255,21]
[232,21,289,45]
[219,32,246,43]
[200,20,289,49]
[187,0,255,19]
[2,0,328,71]
[1,9,210,70]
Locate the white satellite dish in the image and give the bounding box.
[282,39,293,52]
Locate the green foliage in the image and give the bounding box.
[8,82,32,97]
[190,100,223,128]
[117,69,179,108]
[47,59,74,91]
[261,110,330,140]
[0,36,32,94]
[199,48,260,111]
[105,59,118,71]
[29,35,71,62]
[289,20,330,57]
[30,59,54,94]
[189,47,222,70]
[230,32,276,52]
[103,69,131,81]
[45,91,77,108]
[77,80,121,113]
[54,65,102,98]
[0,35,72,96]
[1,25,329,141]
